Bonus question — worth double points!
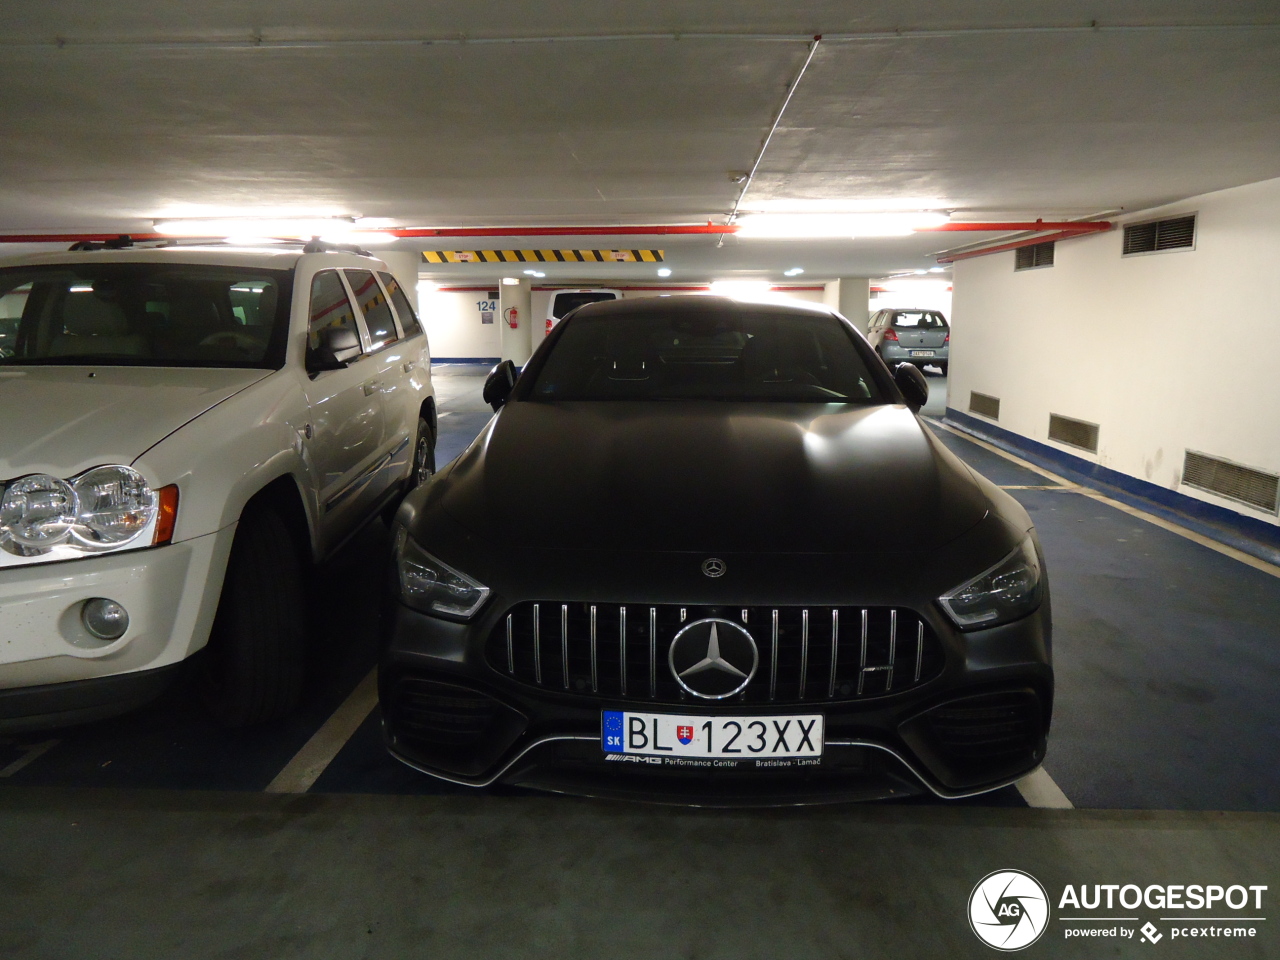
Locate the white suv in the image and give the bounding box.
[0,241,435,728]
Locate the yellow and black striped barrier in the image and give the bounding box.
[422,249,664,264]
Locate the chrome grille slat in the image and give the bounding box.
[828,609,839,698]
[589,605,598,693]
[887,609,898,692]
[490,603,942,705]
[532,603,542,685]
[857,608,868,695]
[798,609,809,699]
[649,607,657,698]
[561,604,570,690]
[914,621,924,683]
[769,608,779,701]
[619,605,627,695]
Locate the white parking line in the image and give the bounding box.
[931,418,1280,581]
[0,739,60,778]
[1016,768,1074,808]
[265,668,379,794]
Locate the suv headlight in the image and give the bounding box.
[1,465,173,565]
[394,528,490,620]
[938,534,1044,630]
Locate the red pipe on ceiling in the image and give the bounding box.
[0,220,1112,243]
[936,226,1112,263]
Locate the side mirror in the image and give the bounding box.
[893,363,929,413]
[308,327,362,373]
[483,359,517,411]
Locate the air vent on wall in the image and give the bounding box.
[1182,451,1280,514]
[969,392,1000,420]
[1048,414,1099,453]
[1123,215,1196,255]
[1014,242,1055,270]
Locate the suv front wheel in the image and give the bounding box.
[200,504,306,727]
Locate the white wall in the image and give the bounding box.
[950,175,1280,526]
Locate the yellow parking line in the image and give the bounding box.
[265,668,379,794]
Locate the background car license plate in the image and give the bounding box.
[910,349,934,357]
[602,710,823,758]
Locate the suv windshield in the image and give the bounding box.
[0,264,293,368]
[528,305,885,402]
[552,292,616,319]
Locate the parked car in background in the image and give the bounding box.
[544,288,620,337]
[382,295,1052,805]
[0,240,435,730]
[868,308,949,375]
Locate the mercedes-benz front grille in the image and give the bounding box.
[485,603,945,704]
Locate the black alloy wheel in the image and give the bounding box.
[411,415,437,488]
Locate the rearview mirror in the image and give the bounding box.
[308,326,362,373]
[483,360,518,411]
[893,363,929,413]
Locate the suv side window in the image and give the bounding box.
[345,269,399,349]
[308,270,362,354]
[379,272,421,336]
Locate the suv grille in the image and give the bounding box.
[485,603,945,704]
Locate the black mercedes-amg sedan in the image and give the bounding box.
[380,295,1052,805]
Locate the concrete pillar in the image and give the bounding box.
[377,251,423,305]
[499,277,533,365]
[824,278,872,334]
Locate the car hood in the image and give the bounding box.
[432,400,989,554]
[0,366,272,479]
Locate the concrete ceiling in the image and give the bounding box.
[1,2,1278,282]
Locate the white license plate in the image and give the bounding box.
[602,710,823,758]
[910,350,934,357]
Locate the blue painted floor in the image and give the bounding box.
[4,370,1278,813]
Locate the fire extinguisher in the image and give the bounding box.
[504,306,519,329]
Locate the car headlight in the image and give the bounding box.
[1,465,172,564]
[394,528,491,620]
[71,465,158,546]
[0,474,79,548]
[938,534,1044,630]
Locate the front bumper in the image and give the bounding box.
[0,527,235,728]
[380,596,1053,806]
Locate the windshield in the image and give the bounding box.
[527,305,886,402]
[0,263,293,368]
[891,310,947,329]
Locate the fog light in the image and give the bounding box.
[82,598,129,640]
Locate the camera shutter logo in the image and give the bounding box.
[968,870,1050,951]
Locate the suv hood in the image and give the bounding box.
[434,400,989,554]
[0,366,272,479]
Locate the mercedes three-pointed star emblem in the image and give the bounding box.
[668,618,758,699]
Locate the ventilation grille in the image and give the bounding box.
[924,691,1042,765]
[1048,413,1099,453]
[1183,451,1280,513]
[1014,242,1055,270]
[968,391,1000,420]
[1123,215,1196,254]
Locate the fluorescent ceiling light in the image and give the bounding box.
[739,198,950,213]
[709,280,776,302]
[522,269,545,278]
[735,212,950,239]
[929,267,946,273]
[783,267,805,276]
[155,216,359,238]
[657,267,672,277]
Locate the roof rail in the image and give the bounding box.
[68,235,137,251]
[301,238,373,257]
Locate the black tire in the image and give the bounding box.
[200,505,306,727]
[410,415,436,489]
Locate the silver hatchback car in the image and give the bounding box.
[867,308,949,375]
